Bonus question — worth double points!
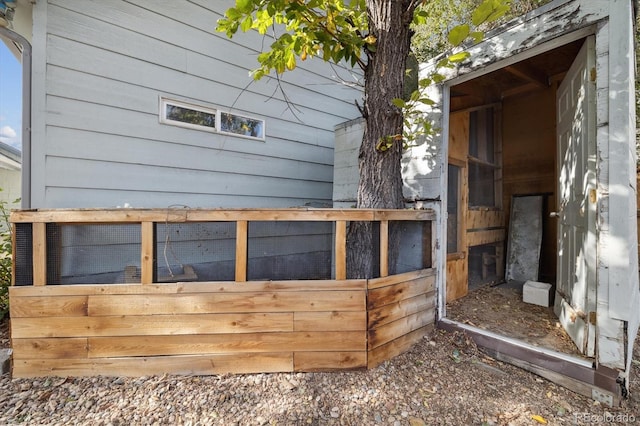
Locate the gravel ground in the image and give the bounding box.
[1,320,638,426]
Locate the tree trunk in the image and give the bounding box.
[346,1,416,279]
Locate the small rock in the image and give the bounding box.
[409,417,426,426]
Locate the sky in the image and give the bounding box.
[0,40,22,151]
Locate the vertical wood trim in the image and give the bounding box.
[379,220,389,277]
[422,220,433,269]
[235,221,248,282]
[32,222,46,286]
[432,220,438,269]
[335,221,347,280]
[140,222,154,284]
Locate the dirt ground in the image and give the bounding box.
[1,316,639,425]
[447,283,584,357]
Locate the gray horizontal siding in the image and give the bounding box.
[43,188,329,209]
[32,0,362,208]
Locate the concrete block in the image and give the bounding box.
[0,349,11,375]
[523,280,552,307]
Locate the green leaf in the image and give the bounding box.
[470,31,484,44]
[391,98,406,108]
[448,24,469,47]
[448,51,470,63]
[285,52,297,70]
[240,15,253,32]
[472,0,494,26]
[236,0,253,14]
[472,0,511,26]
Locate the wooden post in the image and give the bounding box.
[141,222,154,284]
[32,222,46,286]
[236,220,248,282]
[335,220,347,280]
[422,220,433,269]
[379,220,389,277]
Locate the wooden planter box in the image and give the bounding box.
[8,208,436,377]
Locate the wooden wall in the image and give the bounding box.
[9,269,436,377]
[367,270,436,368]
[10,280,369,377]
[29,0,362,209]
[502,86,557,282]
[446,109,506,301]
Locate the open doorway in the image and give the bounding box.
[444,37,592,360]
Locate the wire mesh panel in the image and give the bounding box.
[47,224,142,284]
[14,223,33,286]
[156,222,236,282]
[247,221,333,280]
[392,221,431,275]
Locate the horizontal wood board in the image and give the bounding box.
[366,270,436,359]
[10,270,436,377]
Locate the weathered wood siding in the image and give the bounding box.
[9,280,369,377]
[595,0,640,372]
[367,269,436,368]
[502,87,557,282]
[332,118,363,208]
[29,0,361,209]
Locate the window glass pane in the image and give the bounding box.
[221,112,264,139]
[447,164,460,254]
[165,104,216,129]
[469,162,495,207]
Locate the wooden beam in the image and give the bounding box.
[379,220,389,277]
[235,220,248,282]
[140,222,154,284]
[32,222,46,286]
[335,220,347,280]
[504,63,549,88]
[10,208,435,224]
[12,353,294,378]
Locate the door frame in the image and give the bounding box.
[438,26,624,404]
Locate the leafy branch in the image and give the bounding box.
[388,0,511,152]
[0,192,17,319]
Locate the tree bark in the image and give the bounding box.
[346,1,416,279]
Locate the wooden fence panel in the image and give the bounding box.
[8,208,435,377]
[367,269,436,368]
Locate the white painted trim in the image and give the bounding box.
[446,26,596,87]
[437,84,451,320]
[29,0,47,208]
[159,97,267,142]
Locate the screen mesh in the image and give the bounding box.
[247,221,333,280]
[47,224,142,284]
[14,223,33,286]
[391,221,430,274]
[156,222,236,282]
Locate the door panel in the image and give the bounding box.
[554,37,596,357]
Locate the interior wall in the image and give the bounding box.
[502,86,557,283]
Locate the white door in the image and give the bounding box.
[554,37,597,357]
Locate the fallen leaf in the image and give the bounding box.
[531,414,548,424]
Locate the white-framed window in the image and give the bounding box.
[160,98,217,132]
[159,98,265,141]
[220,111,265,140]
